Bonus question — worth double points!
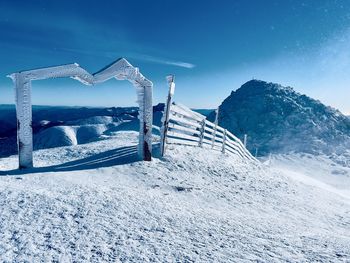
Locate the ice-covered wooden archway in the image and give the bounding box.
[8,58,153,169]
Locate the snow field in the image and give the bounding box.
[0,132,349,262]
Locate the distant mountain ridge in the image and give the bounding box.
[0,104,164,157]
[208,80,350,156]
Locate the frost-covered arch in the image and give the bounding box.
[93,58,153,163]
[8,58,153,169]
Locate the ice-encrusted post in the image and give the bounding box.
[140,81,153,161]
[160,75,175,157]
[243,134,247,148]
[222,129,227,153]
[13,73,33,169]
[211,107,219,149]
[198,120,205,147]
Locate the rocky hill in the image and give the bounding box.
[208,80,350,156]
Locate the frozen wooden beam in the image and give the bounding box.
[13,73,33,169]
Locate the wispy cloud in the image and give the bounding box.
[164,60,196,69]
[56,48,196,69]
[126,54,195,69]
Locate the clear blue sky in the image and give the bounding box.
[0,0,349,114]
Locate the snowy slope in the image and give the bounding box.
[34,126,79,149]
[0,132,349,262]
[268,153,350,199]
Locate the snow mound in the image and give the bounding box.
[34,126,77,149]
[34,124,113,149]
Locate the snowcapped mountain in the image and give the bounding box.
[209,80,350,156]
[0,104,164,157]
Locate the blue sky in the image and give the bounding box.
[0,0,349,114]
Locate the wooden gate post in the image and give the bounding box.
[142,83,153,161]
[13,73,34,169]
[222,129,227,153]
[198,119,205,147]
[160,75,175,157]
[211,107,219,148]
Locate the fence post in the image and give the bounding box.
[222,129,227,153]
[211,107,219,148]
[160,75,175,157]
[14,73,34,169]
[198,119,205,147]
[243,134,247,148]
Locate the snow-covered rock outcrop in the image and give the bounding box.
[209,80,350,156]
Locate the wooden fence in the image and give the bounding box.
[160,100,257,162]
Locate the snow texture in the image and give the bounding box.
[0,132,349,262]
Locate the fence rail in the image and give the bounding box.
[161,100,257,162]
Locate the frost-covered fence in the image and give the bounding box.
[161,102,257,162]
[160,75,175,156]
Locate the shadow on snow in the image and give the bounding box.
[0,144,160,176]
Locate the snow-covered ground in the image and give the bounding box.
[0,131,349,262]
[269,153,350,200]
